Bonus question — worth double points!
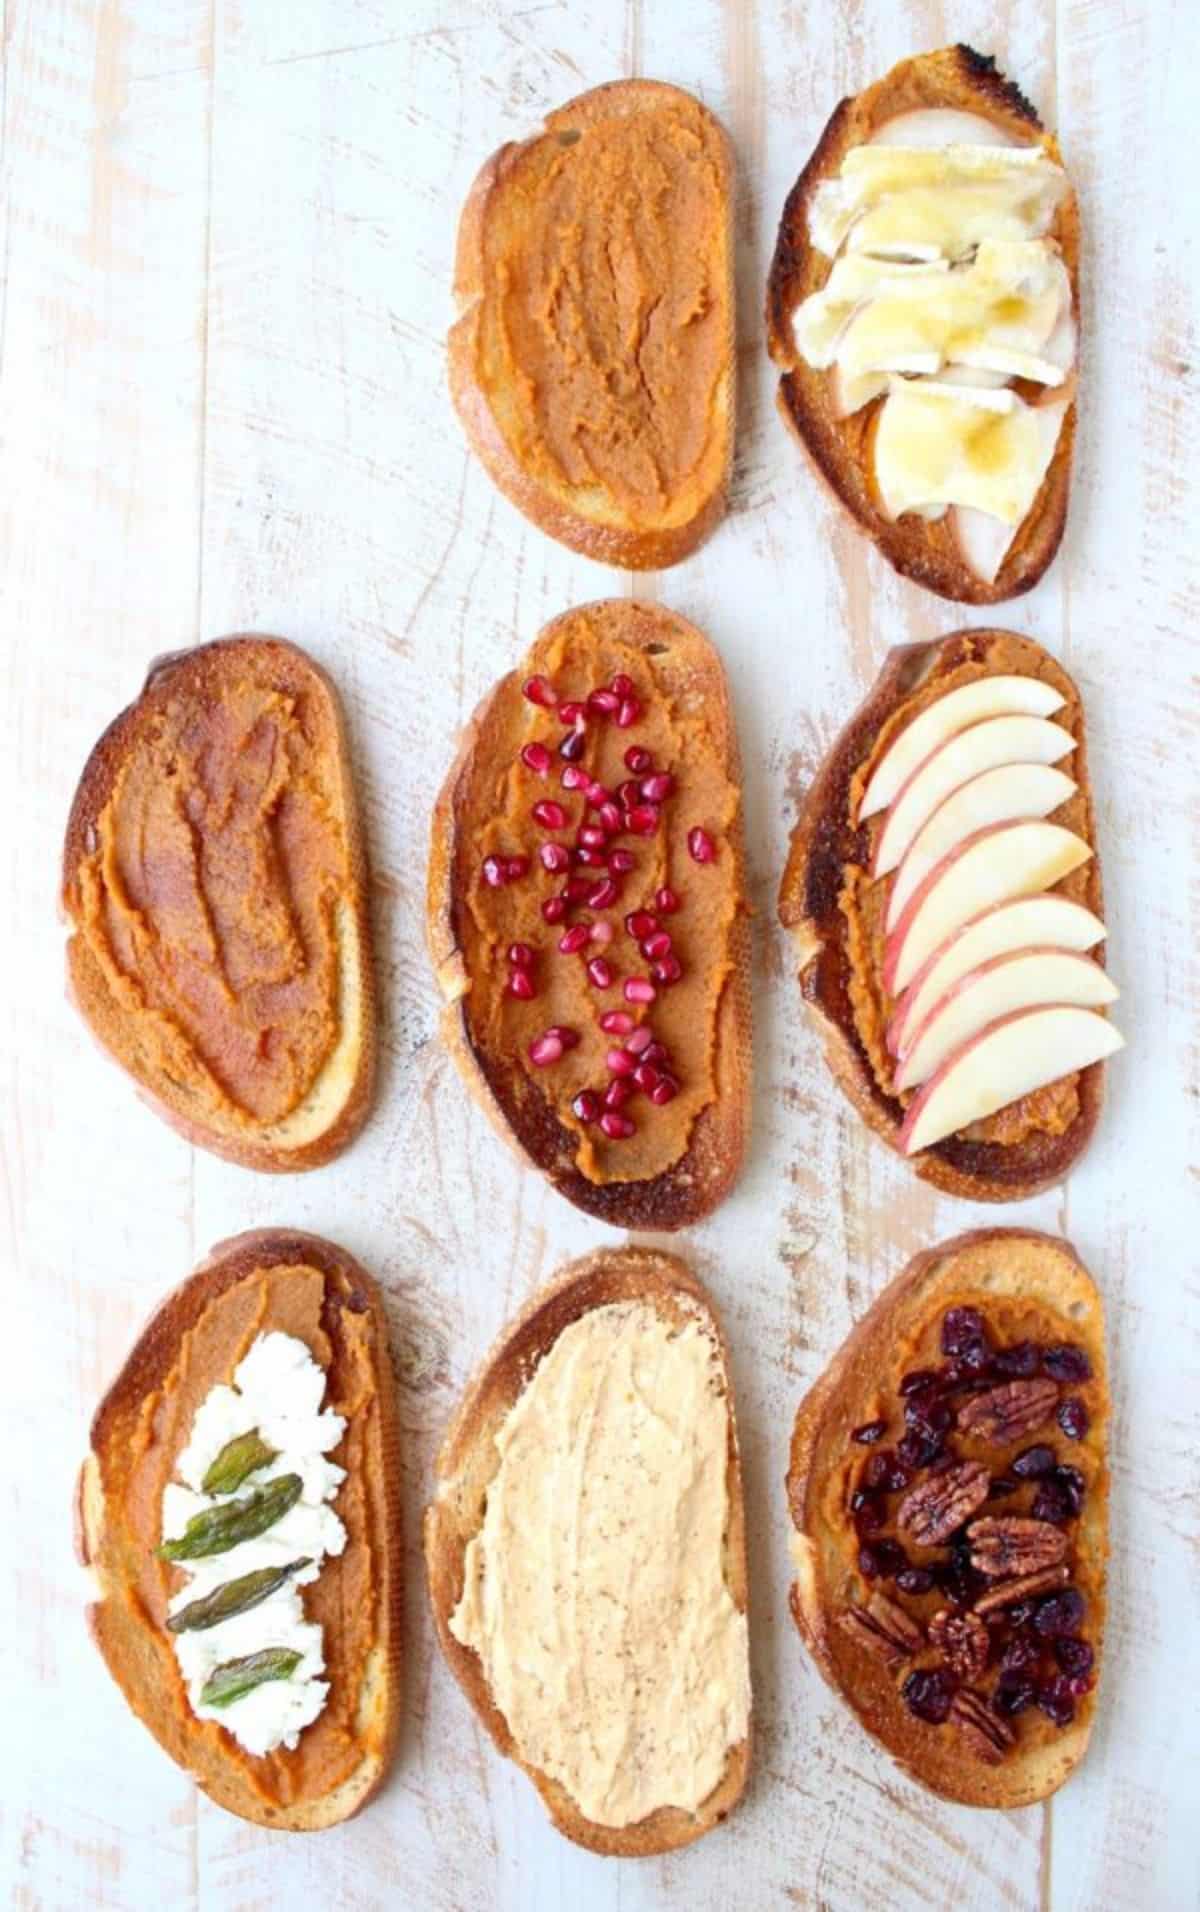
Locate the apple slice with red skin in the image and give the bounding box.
[859,675,1065,820]
[873,714,1075,877]
[894,946,1118,1091]
[888,893,1109,1058]
[898,1003,1124,1155]
[883,820,1093,997]
[885,760,1077,931]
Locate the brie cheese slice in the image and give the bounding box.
[874,381,1067,526]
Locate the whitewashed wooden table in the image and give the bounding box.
[3,2,1198,1907]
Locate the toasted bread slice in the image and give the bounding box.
[77,1229,403,1831]
[766,46,1079,602]
[787,1228,1108,1806]
[62,636,376,1172]
[428,599,751,1229]
[425,1247,751,1854]
[779,628,1109,1200]
[449,79,735,569]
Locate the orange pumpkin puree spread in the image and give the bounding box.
[460,609,740,1185]
[475,88,730,528]
[70,655,351,1130]
[111,1262,381,1808]
[840,634,1089,1146]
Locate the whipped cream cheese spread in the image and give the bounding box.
[450,1300,751,1828]
[161,1331,347,1757]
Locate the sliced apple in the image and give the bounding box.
[895,948,1118,1091]
[888,893,1108,1057]
[898,1004,1124,1155]
[885,761,1076,931]
[860,676,1065,819]
[883,820,1093,997]
[869,108,1021,149]
[873,714,1074,877]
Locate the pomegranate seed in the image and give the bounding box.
[520,742,552,775]
[609,848,636,875]
[588,687,620,714]
[618,778,641,808]
[597,801,623,835]
[616,698,641,728]
[547,1025,580,1050]
[626,1025,654,1055]
[508,942,534,967]
[626,804,659,835]
[604,1077,632,1110]
[600,1010,634,1035]
[541,895,567,924]
[559,729,586,763]
[641,773,675,802]
[556,701,585,725]
[508,970,536,1001]
[528,1031,564,1066]
[623,745,651,774]
[599,1111,635,1140]
[655,885,680,914]
[611,673,634,698]
[540,842,570,873]
[558,925,590,955]
[633,1061,661,1093]
[579,824,607,850]
[481,856,506,888]
[607,1047,636,1076]
[573,845,607,867]
[505,855,529,880]
[590,919,614,945]
[586,957,613,989]
[641,1040,668,1064]
[626,910,657,939]
[523,675,558,709]
[533,800,568,830]
[588,879,618,910]
[565,875,592,902]
[572,1090,600,1124]
[642,930,673,961]
[653,955,683,984]
[561,764,589,790]
[585,780,609,805]
[688,826,717,863]
[650,1074,679,1105]
[625,977,656,1004]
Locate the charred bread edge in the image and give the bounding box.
[424,1246,751,1856]
[778,628,1106,1200]
[76,1227,403,1831]
[786,1225,1107,1808]
[449,79,735,570]
[765,44,1078,605]
[61,635,377,1173]
[427,599,752,1230]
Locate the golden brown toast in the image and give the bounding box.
[449,79,735,569]
[425,1247,751,1855]
[77,1229,403,1831]
[766,46,1078,603]
[779,628,1109,1200]
[787,1228,1108,1807]
[428,599,751,1229]
[62,636,376,1172]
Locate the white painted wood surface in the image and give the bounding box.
[3,1,1198,1906]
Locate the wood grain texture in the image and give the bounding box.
[1,1,1197,1908]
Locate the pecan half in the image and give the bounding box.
[950,1688,1015,1764]
[928,1607,989,1681]
[897,1460,991,1546]
[956,1378,1058,1444]
[836,1594,924,1668]
[967,1516,1069,1579]
[974,1563,1070,1616]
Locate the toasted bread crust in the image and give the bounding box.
[427,600,752,1229]
[766,45,1079,603]
[786,1227,1108,1807]
[425,1247,751,1854]
[449,79,735,569]
[78,1229,403,1832]
[61,637,376,1173]
[779,628,1107,1200]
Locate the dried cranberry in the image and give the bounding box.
[852,1419,887,1445]
[993,1340,1041,1378]
[904,1389,951,1438]
[1055,1637,1094,1678]
[941,1306,985,1355]
[873,1539,908,1579]
[901,1668,956,1725]
[1043,1343,1092,1383]
[862,1451,891,1490]
[1012,1444,1056,1479]
[858,1544,884,1580]
[897,1428,942,1471]
[935,1541,985,1610]
[1000,1634,1040,1675]
[899,1367,941,1396]
[1037,1676,1076,1726]
[993,1674,1036,1718]
[1033,1589,1085,1638]
[850,1490,886,1537]
[895,1567,935,1596]
[1057,1397,1090,1441]
[1031,1480,1073,1525]
[927,1447,960,1475]
[1005,1601,1036,1629]
[987,1476,1019,1499]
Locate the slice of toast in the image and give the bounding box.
[766,46,1079,603]
[425,1247,752,1855]
[779,627,1108,1200]
[787,1228,1108,1807]
[77,1229,403,1831]
[62,636,376,1172]
[449,79,735,569]
[428,599,752,1229]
